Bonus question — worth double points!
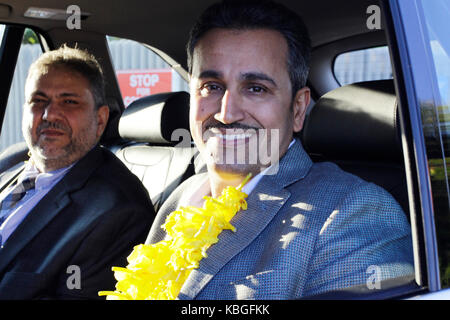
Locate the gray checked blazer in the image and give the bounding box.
[146,139,414,299]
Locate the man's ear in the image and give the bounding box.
[96,105,110,138]
[292,87,310,133]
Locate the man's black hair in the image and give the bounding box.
[186,0,311,94]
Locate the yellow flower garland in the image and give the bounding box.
[98,174,251,300]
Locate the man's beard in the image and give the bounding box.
[23,120,97,171]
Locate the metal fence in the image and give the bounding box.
[1,44,42,151]
[107,38,189,93]
[334,46,393,85]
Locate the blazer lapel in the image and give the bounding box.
[0,162,25,193]
[177,139,313,299]
[178,184,290,299]
[0,146,104,274]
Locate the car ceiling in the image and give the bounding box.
[0,0,380,70]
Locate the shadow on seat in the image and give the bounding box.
[302,80,409,215]
[112,91,197,212]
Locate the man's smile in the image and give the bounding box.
[205,127,257,147]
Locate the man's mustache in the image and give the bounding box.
[37,121,71,135]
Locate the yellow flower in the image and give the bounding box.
[99,173,252,300]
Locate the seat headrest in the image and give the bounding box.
[119,91,190,145]
[302,80,402,162]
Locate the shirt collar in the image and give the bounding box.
[185,139,296,206]
[21,160,74,190]
[241,139,296,195]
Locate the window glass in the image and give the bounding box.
[106,36,189,107]
[334,46,392,86]
[420,0,450,288]
[0,27,42,152]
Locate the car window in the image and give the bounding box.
[106,36,189,107]
[420,0,450,288]
[334,46,393,86]
[0,27,42,152]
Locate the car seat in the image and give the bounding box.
[302,79,409,215]
[112,91,197,212]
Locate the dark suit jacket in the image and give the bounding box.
[0,145,155,299]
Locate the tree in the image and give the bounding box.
[22,29,39,44]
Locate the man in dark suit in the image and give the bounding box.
[0,45,155,299]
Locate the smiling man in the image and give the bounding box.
[0,45,154,299]
[189,27,309,196]
[146,0,414,299]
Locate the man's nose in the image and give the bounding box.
[42,101,62,121]
[214,89,245,124]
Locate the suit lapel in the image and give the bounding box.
[178,184,290,299]
[177,139,313,299]
[0,146,104,274]
[0,163,25,193]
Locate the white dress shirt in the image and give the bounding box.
[181,139,296,207]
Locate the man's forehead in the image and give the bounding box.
[191,28,288,75]
[25,67,94,103]
[26,66,88,89]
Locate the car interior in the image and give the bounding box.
[0,0,421,298]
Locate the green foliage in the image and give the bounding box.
[22,29,39,44]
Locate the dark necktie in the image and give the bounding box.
[0,177,37,227]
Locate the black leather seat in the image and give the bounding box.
[112,91,197,212]
[0,141,29,174]
[302,80,409,214]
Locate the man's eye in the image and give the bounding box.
[64,99,78,105]
[200,84,222,96]
[248,85,266,93]
[30,98,47,105]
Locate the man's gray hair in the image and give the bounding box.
[26,44,106,109]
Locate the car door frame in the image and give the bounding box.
[0,25,24,133]
[383,0,450,297]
